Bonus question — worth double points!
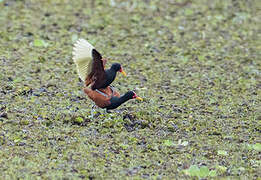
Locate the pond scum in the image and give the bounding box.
[0,0,260,179]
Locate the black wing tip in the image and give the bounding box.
[92,49,102,59]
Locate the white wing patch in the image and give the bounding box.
[73,39,94,81]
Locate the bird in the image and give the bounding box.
[72,38,142,114]
[72,39,126,90]
[84,86,143,111]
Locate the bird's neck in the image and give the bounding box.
[108,93,132,109]
[106,68,117,78]
[118,93,132,104]
[105,68,117,83]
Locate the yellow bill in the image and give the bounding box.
[136,96,143,101]
[121,70,127,76]
[119,67,127,76]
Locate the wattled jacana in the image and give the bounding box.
[84,86,143,111]
[72,39,126,90]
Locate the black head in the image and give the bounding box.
[111,63,122,72]
[125,91,138,100]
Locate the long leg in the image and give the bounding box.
[90,103,96,118]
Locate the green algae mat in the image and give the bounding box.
[0,0,260,179]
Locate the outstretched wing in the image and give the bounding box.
[72,39,106,87]
[73,39,94,82]
[90,49,106,89]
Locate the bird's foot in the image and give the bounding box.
[89,110,95,119]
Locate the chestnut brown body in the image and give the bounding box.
[84,86,120,108]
